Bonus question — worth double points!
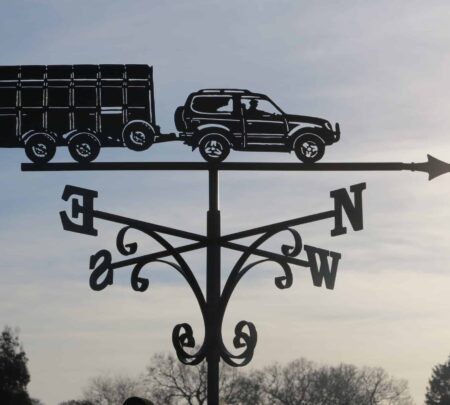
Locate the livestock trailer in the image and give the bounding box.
[0,64,172,162]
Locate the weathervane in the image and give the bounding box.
[2,64,449,405]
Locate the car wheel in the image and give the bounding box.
[68,133,100,163]
[199,135,230,163]
[123,122,154,151]
[294,134,325,163]
[25,133,56,163]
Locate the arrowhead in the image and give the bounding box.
[427,154,450,180]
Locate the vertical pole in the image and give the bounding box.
[206,167,220,405]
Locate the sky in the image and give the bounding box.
[0,0,450,404]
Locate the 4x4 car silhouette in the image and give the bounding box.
[175,89,340,163]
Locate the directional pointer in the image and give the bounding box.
[21,155,450,180]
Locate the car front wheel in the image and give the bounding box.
[294,134,325,163]
[199,135,230,163]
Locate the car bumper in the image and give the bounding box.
[333,122,340,142]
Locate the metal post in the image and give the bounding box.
[206,167,220,405]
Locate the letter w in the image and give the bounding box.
[304,245,341,290]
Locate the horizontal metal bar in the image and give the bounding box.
[22,162,211,171]
[94,210,207,242]
[224,162,410,171]
[222,241,309,267]
[222,210,335,242]
[21,161,411,172]
[110,241,206,270]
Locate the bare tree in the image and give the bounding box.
[224,373,262,405]
[82,373,145,405]
[144,353,255,405]
[358,367,413,405]
[256,358,317,405]
[72,353,412,405]
[256,360,413,405]
[310,363,366,405]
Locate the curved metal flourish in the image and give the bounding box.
[219,319,258,367]
[219,228,303,366]
[116,226,208,365]
[172,323,206,365]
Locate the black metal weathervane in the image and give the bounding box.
[1,64,449,405]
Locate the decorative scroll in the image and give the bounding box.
[219,321,258,367]
[60,182,357,373]
[90,225,208,365]
[172,323,207,365]
[218,227,303,366]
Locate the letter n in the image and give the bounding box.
[330,182,366,236]
[304,245,341,290]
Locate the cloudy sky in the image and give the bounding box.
[1,1,450,404]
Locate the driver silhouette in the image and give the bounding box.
[246,99,264,117]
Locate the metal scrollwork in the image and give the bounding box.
[172,323,207,365]
[92,224,208,365]
[116,226,138,256]
[220,320,257,367]
[88,223,304,367]
[218,227,303,366]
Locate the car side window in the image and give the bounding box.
[241,98,281,117]
[191,96,233,114]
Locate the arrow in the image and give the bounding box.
[413,154,450,180]
[216,155,449,181]
[21,155,450,180]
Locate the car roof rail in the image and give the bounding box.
[198,89,251,94]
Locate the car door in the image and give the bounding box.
[241,97,287,145]
[189,94,239,132]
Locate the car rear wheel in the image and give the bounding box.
[199,135,230,163]
[68,133,100,163]
[25,133,56,163]
[294,134,325,163]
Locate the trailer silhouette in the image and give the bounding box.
[0,64,177,163]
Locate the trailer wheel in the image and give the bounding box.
[68,133,100,163]
[123,122,155,151]
[25,133,56,163]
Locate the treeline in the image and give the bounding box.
[2,326,450,405]
[62,353,413,405]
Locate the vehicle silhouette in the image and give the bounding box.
[0,66,340,163]
[175,89,340,163]
[0,64,175,163]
